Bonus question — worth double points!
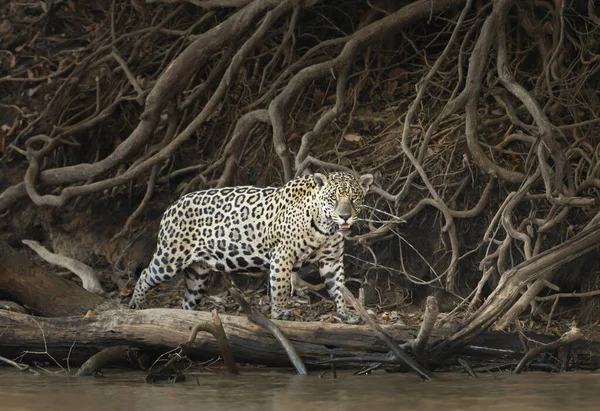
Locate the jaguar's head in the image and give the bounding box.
[314,172,374,233]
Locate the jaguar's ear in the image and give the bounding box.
[359,174,374,193]
[313,173,328,188]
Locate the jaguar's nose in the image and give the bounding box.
[339,213,351,222]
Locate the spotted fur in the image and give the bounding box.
[129,172,373,322]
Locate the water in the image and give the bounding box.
[1,368,599,410]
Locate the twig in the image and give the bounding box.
[320,354,400,365]
[111,51,144,100]
[535,290,600,302]
[0,355,31,372]
[458,358,478,378]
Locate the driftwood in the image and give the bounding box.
[0,242,105,316]
[2,309,600,371]
[21,240,106,295]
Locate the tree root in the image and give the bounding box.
[3,0,600,370]
[430,223,600,362]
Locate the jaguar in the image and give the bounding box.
[129,171,373,323]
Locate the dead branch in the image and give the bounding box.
[267,0,467,180]
[413,296,439,355]
[514,327,583,374]
[112,164,160,240]
[0,355,31,372]
[77,346,138,376]
[182,310,239,375]
[4,308,600,371]
[340,285,433,380]
[22,240,105,295]
[535,290,600,302]
[431,223,600,361]
[464,0,524,184]
[496,21,567,196]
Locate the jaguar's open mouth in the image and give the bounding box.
[337,223,351,232]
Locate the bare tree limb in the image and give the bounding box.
[21,240,105,295]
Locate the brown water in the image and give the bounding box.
[1,368,600,411]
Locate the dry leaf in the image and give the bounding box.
[27,85,42,97]
[343,133,362,143]
[58,56,74,71]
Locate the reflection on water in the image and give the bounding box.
[1,368,600,411]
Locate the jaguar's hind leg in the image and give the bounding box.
[182,262,212,310]
[129,251,183,309]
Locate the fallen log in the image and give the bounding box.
[0,242,105,316]
[1,309,599,371]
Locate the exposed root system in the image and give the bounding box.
[2,0,600,361]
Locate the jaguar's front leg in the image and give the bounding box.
[269,250,295,320]
[319,240,361,324]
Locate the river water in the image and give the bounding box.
[1,368,599,410]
